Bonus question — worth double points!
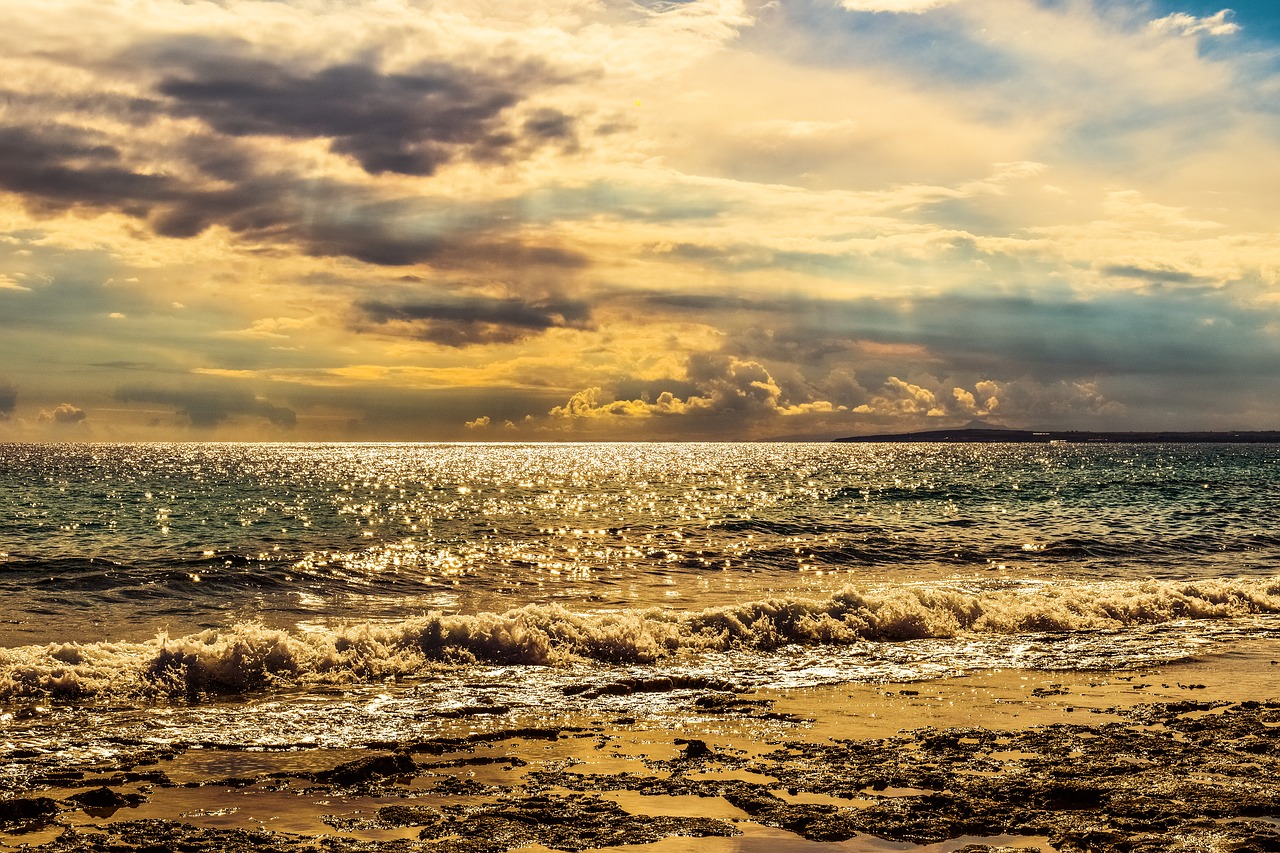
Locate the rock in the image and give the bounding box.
[0,796,59,824]
[313,752,417,786]
[675,738,712,759]
[1036,784,1107,811]
[68,786,145,810]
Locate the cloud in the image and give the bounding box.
[1098,263,1216,286]
[949,381,1000,417]
[843,374,1123,427]
[584,277,1280,432]
[522,108,579,151]
[550,386,688,419]
[151,41,570,176]
[0,122,292,239]
[222,316,314,340]
[0,125,178,214]
[656,286,1280,385]
[839,0,959,13]
[0,33,594,270]
[853,376,944,417]
[357,294,592,347]
[818,368,869,408]
[0,383,15,419]
[991,378,1126,422]
[304,226,588,269]
[1148,10,1240,38]
[0,121,588,269]
[685,353,787,413]
[463,412,522,432]
[116,385,295,429]
[538,351,1133,436]
[549,353,843,423]
[38,403,87,424]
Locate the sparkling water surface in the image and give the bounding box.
[1,442,1278,716]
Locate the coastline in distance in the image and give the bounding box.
[834,426,1280,443]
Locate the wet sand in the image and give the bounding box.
[2,640,1279,853]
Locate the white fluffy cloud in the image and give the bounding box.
[854,377,945,418]
[549,355,829,422]
[1149,10,1240,38]
[952,380,1000,417]
[38,403,87,424]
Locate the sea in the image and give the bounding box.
[2,441,1279,778]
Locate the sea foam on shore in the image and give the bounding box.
[3,576,1277,701]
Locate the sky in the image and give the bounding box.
[2,0,1279,441]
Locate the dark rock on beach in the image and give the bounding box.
[674,737,713,759]
[0,796,59,826]
[313,751,417,786]
[67,785,146,811]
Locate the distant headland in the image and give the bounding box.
[835,426,1280,443]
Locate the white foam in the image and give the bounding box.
[2,576,1277,701]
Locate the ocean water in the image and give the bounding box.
[2,442,1279,761]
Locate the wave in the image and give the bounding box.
[2,577,1278,701]
[0,552,450,601]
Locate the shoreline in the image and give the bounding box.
[3,641,1279,852]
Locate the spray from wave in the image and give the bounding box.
[2,576,1277,701]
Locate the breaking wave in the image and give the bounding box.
[2,576,1278,701]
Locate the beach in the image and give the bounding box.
[3,638,1278,852]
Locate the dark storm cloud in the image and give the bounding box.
[148,38,574,176]
[148,174,302,239]
[0,37,589,268]
[357,295,592,347]
[302,217,589,268]
[0,89,163,122]
[522,108,578,149]
[0,125,178,212]
[116,385,296,429]
[0,122,586,269]
[0,123,286,233]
